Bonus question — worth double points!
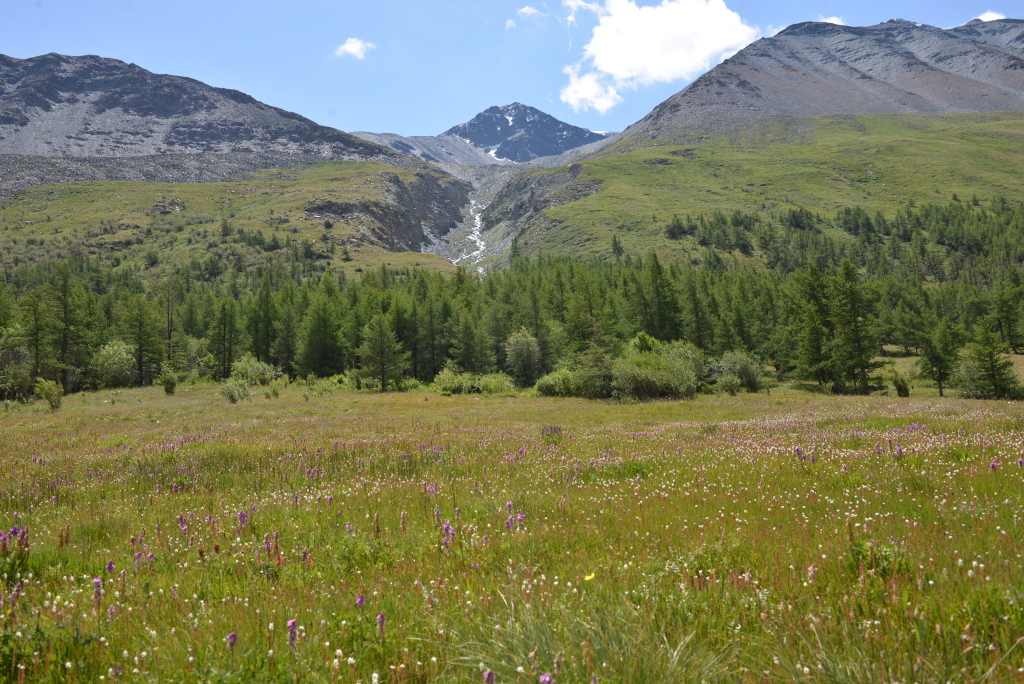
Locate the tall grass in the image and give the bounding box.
[0,385,1021,681]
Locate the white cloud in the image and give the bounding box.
[334,38,376,60]
[559,0,759,112]
[975,11,1006,21]
[506,18,517,29]
[818,15,846,25]
[560,64,623,114]
[518,5,547,17]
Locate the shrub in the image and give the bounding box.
[159,364,177,395]
[34,378,63,410]
[220,380,250,404]
[477,373,517,395]
[91,340,134,389]
[230,354,280,387]
[717,373,741,396]
[433,361,479,395]
[719,350,763,393]
[535,369,578,397]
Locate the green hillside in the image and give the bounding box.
[0,161,458,280]
[507,111,1024,261]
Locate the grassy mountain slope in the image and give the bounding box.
[0,161,460,280]
[487,111,1024,261]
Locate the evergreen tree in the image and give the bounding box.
[918,319,959,397]
[271,281,301,378]
[954,319,1020,399]
[829,260,881,394]
[17,288,52,381]
[47,262,91,390]
[295,278,344,378]
[208,299,242,379]
[358,313,409,391]
[117,294,164,385]
[247,274,277,363]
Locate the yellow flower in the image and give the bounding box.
[584,573,595,581]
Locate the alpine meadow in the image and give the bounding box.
[2,14,1024,684]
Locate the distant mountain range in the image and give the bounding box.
[625,17,1024,140]
[3,17,1024,263]
[354,103,611,166]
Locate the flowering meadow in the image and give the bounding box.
[0,385,1022,683]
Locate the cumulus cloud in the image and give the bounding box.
[975,11,1006,21]
[518,5,547,17]
[506,18,517,29]
[561,64,623,113]
[334,38,376,60]
[818,15,846,25]
[560,0,759,113]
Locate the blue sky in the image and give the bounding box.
[1,1,1012,136]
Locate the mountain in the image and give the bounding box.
[624,18,1024,140]
[444,103,610,162]
[0,52,405,164]
[354,103,611,166]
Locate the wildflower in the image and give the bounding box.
[105,561,116,574]
[505,516,514,530]
[539,674,552,683]
[483,669,496,683]
[990,459,998,470]
[584,573,595,581]
[92,577,102,604]
[377,612,385,638]
[287,619,297,651]
[506,501,514,512]
[226,633,237,653]
[356,595,365,608]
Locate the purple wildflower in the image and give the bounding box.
[105,561,116,574]
[356,595,365,608]
[539,674,552,683]
[483,670,496,684]
[377,612,385,638]
[92,577,102,603]
[506,501,514,512]
[287,619,298,651]
[227,632,238,652]
[990,459,999,470]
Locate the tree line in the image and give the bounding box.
[2,198,1024,400]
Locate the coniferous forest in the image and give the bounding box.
[3,197,1024,403]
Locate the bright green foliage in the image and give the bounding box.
[296,274,345,378]
[91,340,135,389]
[33,376,62,410]
[503,327,542,388]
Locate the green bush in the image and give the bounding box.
[535,369,578,397]
[159,364,177,395]
[220,380,250,404]
[719,350,763,393]
[34,377,63,410]
[717,373,741,396]
[230,354,280,387]
[477,373,517,395]
[91,340,134,389]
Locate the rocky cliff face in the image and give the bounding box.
[305,171,470,252]
[0,53,403,163]
[624,18,1024,140]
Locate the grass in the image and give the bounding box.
[519,111,1024,261]
[0,382,1021,681]
[0,161,457,279]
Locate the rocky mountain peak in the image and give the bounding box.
[0,52,402,164]
[442,103,609,163]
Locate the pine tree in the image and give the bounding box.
[209,299,242,380]
[48,262,91,390]
[358,313,409,391]
[955,319,1020,399]
[117,294,164,385]
[295,279,344,378]
[918,319,959,397]
[829,260,881,394]
[248,274,277,362]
